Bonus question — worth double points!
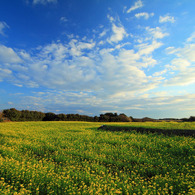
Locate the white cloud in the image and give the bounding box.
[0,13,168,109]
[164,33,195,87]
[171,58,191,71]
[107,14,115,23]
[165,68,195,86]
[33,0,57,5]
[180,44,195,62]
[127,0,143,13]
[187,32,195,42]
[118,49,140,63]
[19,50,31,60]
[77,41,96,50]
[135,12,154,20]
[153,69,167,77]
[0,38,157,96]
[166,44,195,62]
[0,21,9,36]
[99,29,108,38]
[68,39,96,57]
[1,7,194,118]
[0,67,12,82]
[159,15,175,23]
[165,47,180,55]
[141,56,157,68]
[0,45,22,64]
[146,27,169,39]
[137,41,163,55]
[106,14,127,43]
[108,24,127,43]
[14,84,23,87]
[11,87,194,117]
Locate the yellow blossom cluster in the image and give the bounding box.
[0,121,194,194]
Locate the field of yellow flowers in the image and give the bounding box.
[0,121,194,194]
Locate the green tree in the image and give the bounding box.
[57,114,67,121]
[3,108,21,121]
[118,113,132,122]
[43,112,57,121]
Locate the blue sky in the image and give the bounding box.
[0,0,195,118]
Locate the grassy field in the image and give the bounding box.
[0,121,194,194]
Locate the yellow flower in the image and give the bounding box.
[115,189,122,194]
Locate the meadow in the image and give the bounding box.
[0,121,194,194]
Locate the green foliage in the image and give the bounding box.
[3,108,45,121]
[43,112,57,121]
[3,108,21,121]
[2,108,134,122]
[0,121,194,194]
[99,113,132,122]
[189,116,195,121]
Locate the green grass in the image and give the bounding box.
[0,121,195,194]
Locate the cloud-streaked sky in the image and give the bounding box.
[0,0,195,118]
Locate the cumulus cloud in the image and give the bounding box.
[127,0,143,13]
[165,33,195,86]
[106,14,127,44]
[159,15,175,23]
[1,11,186,116]
[135,12,154,20]
[1,19,165,95]
[0,34,160,97]
[0,45,22,64]
[69,39,96,57]
[108,24,127,43]
[0,12,171,102]
[171,58,191,71]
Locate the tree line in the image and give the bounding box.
[1,108,194,122]
[1,108,133,122]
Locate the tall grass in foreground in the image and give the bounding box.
[0,121,194,194]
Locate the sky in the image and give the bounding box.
[0,0,195,118]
